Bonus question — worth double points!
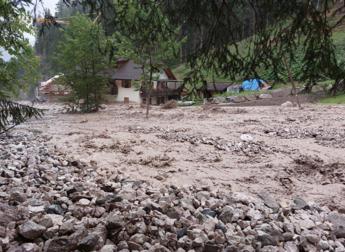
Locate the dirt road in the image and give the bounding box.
[20,103,345,210]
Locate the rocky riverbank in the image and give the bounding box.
[1,130,345,252]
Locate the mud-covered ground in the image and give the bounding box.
[19,103,345,210]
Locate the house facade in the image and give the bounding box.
[39,75,70,98]
[109,60,183,105]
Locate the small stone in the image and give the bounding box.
[59,221,75,235]
[10,191,26,203]
[240,134,254,142]
[78,198,91,206]
[100,245,116,252]
[127,241,142,251]
[319,240,330,250]
[18,220,46,240]
[256,230,277,246]
[281,101,294,107]
[327,213,345,238]
[201,208,216,218]
[284,241,299,252]
[46,204,64,215]
[0,226,6,238]
[20,243,40,252]
[214,230,226,244]
[78,234,99,251]
[292,197,308,210]
[258,93,273,99]
[219,206,234,223]
[106,215,124,230]
[258,192,279,212]
[37,215,54,229]
[28,205,45,214]
[130,233,148,244]
[305,233,319,245]
[44,237,72,252]
[192,237,203,248]
[204,242,222,252]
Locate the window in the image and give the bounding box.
[109,81,118,95]
[122,80,131,88]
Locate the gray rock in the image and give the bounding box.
[201,208,216,218]
[106,214,124,231]
[59,220,75,235]
[43,237,72,252]
[10,191,26,203]
[130,233,148,244]
[219,206,234,223]
[127,241,142,251]
[327,213,345,238]
[258,192,279,212]
[256,230,278,246]
[292,197,308,210]
[18,220,46,240]
[305,233,319,245]
[100,245,117,252]
[226,96,247,103]
[192,237,204,248]
[281,101,294,107]
[319,240,330,250]
[258,94,273,99]
[37,215,54,229]
[283,241,299,252]
[78,234,99,251]
[204,242,223,252]
[78,198,91,206]
[20,243,40,252]
[46,204,64,215]
[28,205,45,214]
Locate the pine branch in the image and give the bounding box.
[0,99,43,134]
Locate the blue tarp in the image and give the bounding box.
[241,79,262,91]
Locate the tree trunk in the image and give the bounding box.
[146,56,154,119]
[283,57,301,109]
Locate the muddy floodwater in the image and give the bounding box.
[21,103,345,210]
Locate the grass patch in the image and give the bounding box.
[214,90,270,98]
[320,94,345,104]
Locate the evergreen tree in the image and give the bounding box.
[113,0,182,118]
[55,14,109,112]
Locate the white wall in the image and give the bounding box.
[116,85,141,103]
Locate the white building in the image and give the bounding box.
[109,60,183,105]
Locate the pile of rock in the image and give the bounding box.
[156,131,275,156]
[1,131,345,252]
[264,125,345,148]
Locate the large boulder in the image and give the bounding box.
[18,221,46,240]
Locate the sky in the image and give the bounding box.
[42,0,59,15]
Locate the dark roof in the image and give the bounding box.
[111,59,177,81]
[112,60,142,80]
[207,83,232,92]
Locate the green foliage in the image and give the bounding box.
[112,0,183,116]
[0,46,41,98]
[320,93,345,104]
[55,14,109,112]
[0,0,42,133]
[0,100,43,133]
[0,0,32,57]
